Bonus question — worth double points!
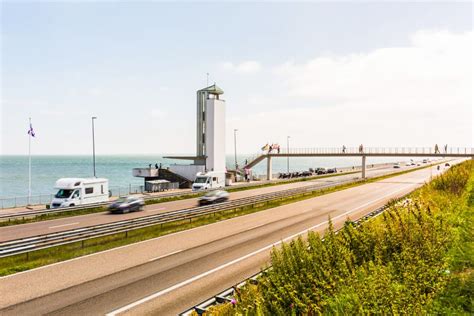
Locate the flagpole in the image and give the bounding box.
[28,117,32,205]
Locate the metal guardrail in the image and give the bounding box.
[0,169,358,221]
[0,194,54,209]
[0,188,199,221]
[179,198,403,315]
[0,185,146,209]
[0,178,359,258]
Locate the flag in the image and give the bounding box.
[28,123,35,137]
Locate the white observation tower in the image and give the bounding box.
[196,84,226,172]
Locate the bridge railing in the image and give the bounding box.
[272,147,474,155]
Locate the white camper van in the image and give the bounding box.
[50,178,109,208]
[192,171,225,191]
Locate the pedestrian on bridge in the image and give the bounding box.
[342,145,346,153]
[272,143,280,154]
[435,144,440,154]
[359,144,364,153]
[262,143,270,153]
[444,144,448,153]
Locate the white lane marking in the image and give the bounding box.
[48,222,79,229]
[106,184,413,316]
[148,250,183,262]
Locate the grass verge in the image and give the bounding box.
[0,163,440,276]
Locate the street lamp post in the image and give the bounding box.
[92,116,97,177]
[287,136,291,173]
[234,129,238,170]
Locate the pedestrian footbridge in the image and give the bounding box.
[242,147,474,180]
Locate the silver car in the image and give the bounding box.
[198,190,229,206]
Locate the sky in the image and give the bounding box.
[1,1,472,155]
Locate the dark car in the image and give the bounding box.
[445,163,450,167]
[109,196,145,214]
[326,168,337,174]
[198,190,229,206]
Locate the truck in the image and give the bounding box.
[50,178,109,208]
[192,171,225,191]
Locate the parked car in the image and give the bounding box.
[316,168,327,175]
[445,163,450,167]
[393,163,401,168]
[327,168,337,174]
[108,196,145,214]
[198,190,229,206]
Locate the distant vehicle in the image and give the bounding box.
[393,164,401,168]
[405,163,411,166]
[445,163,450,167]
[108,196,145,214]
[326,168,337,174]
[316,168,327,175]
[417,163,421,166]
[192,171,225,191]
[50,178,109,208]
[411,162,416,166]
[198,190,229,206]
[422,159,428,163]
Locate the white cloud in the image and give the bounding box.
[250,30,472,147]
[221,61,262,74]
[274,30,472,108]
[226,30,472,153]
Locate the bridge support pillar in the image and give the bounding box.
[267,156,272,181]
[362,155,366,179]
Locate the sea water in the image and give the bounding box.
[0,155,401,198]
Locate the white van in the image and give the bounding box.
[50,178,109,208]
[192,171,225,191]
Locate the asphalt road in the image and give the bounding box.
[0,163,451,316]
[0,163,415,242]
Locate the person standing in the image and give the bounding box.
[342,145,346,153]
[444,144,448,153]
[435,144,439,154]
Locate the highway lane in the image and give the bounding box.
[0,163,450,315]
[0,163,413,242]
